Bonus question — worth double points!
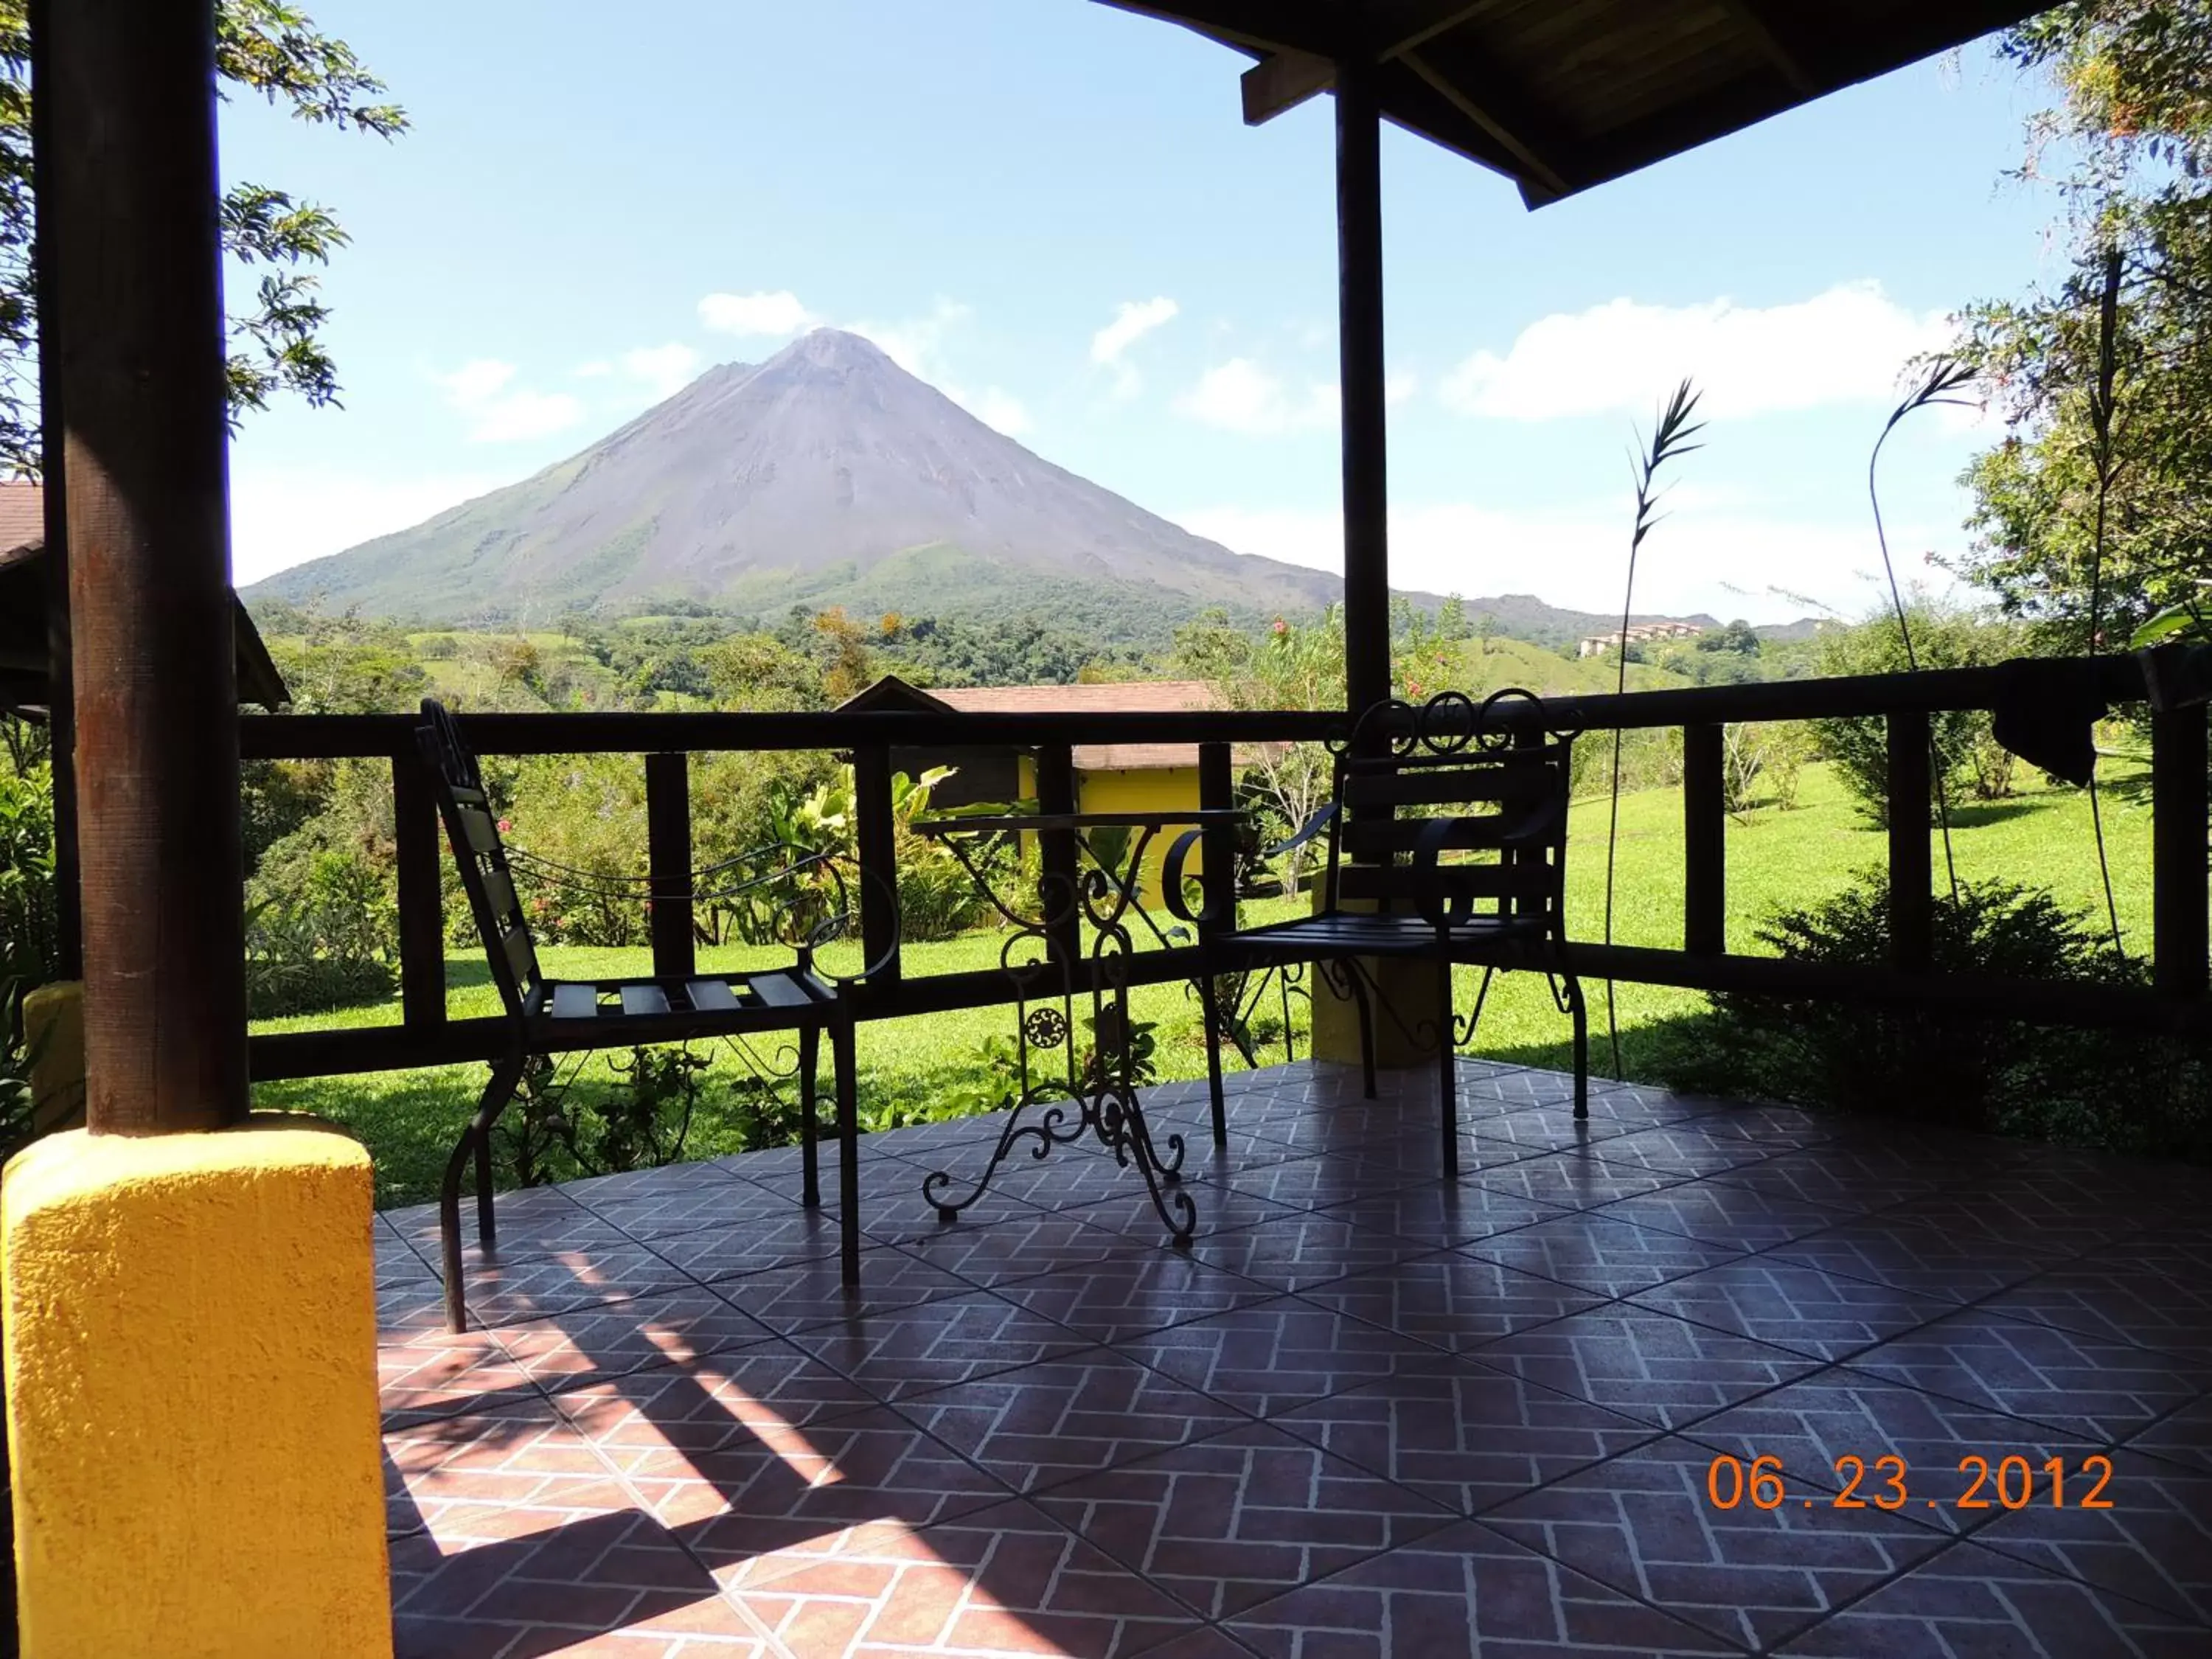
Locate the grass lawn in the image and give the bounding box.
[254,757,2159,1208]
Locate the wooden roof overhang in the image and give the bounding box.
[1098,0,2044,204]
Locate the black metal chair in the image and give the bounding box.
[1187,689,1587,1170]
[416,698,873,1332]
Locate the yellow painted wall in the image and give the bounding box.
[3,1117,392,1659]
[1077,765,1204,910]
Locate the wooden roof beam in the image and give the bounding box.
[1240,1,1495,125]
[1715,0,1818,96]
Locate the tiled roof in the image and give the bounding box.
[931,681,1225,771]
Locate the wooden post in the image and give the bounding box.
[852,744,900,989]
[1682,723,1725,955]
[1887,709,1933,972]
[392,750,446,1028]
[1197,740,1234,929]
[2152,703,2208,998]
[1335,54,1391,724]
[1035,742,1082,967]
[30,0,79,981]
[48,0,245,1133]
[644,751,695,981]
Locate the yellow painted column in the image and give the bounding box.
[3,1116,392,1659]
[1306,893,1448,1071]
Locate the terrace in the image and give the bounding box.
[12,1,2212,1657]
[379,1060,2212,1658]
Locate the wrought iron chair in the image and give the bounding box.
[1186,689,1587,1169]
[416,698,877,1332]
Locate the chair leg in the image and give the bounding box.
[1562,970,1590,1121]
[799,1023,822,1208]
[474,1117,497,1251]
[1436,957,1458,1179]
[1346,969,1378,1100]
[832,1009,861,1290]
[442,1054,524,1335]
[1200,971,1228,1148]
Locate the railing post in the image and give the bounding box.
[852,743,900,990]
[1888,709,1933,971]
[2152,703,2208,997]
[644,751,695,981]
[1036,742,1082,967]
[392,748,447,1028]
[1682,723,1725,955]
[1197,740,1233,928]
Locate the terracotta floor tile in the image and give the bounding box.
[993,1253,1275,1344]
[894,1350,1249,1494]
[1459,1214,1745,1298]
[714,1248,974,1335]
[1034,1422,1456,1619]
[2127,1391,2212,1476]
[1980,1242,2212,1366]
[1700,1143,1957,1212]
[392,1188,638,1267]
[1591,1180,1854,1251]
[1312,1184,1568,1250]
[1183,1211,1439,1293]
[1762,1215,2059,1302]
[1964,1448,2212,1626]
[1465,1149,1687,1210]
[458,1245,698,1330]
[495,1289,778,1393]
[726,1498,1194,1659]
[1583,1124,1781,1179]
[789,1290,1090,1399]
[888,1208,1135,1286]
[1625,1259,1961,1361]
[386,1403,636,1553]
[1115,1295,1453,1415]
[634,1402,1012,1543]
[382,1327,540,1427]
[1476,1307,1823,1429]
[1270,1360,1658,1515]
[583,1179,804,1244]
[1843,1310,2212,1443]
[1223,1520,1738,1657]
[1482,1433,1950,1650]
[1298,1253,1604,1354]
[554,1345,884,1470]
[641,1211,850,1283]
[1770,1540,2208,1656]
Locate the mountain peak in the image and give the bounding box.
[776,327,897,373]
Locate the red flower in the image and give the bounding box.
[1270,618,1288,636]
[1406,681,1424,698]
[497,818,512,834]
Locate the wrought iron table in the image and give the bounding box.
[910,807,1248,1247]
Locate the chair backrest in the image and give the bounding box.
[415,698,543,1020]
[1319,690,1577,930]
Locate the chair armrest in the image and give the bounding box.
[1265,804,1336,861]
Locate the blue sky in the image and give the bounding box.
[220,0,2071,623]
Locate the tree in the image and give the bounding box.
[1172,608,1344,897]
[0,0,406,474]
[1952,1,2212,650]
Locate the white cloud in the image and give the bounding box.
[1178,359,1339,436]
[1091,297,1178,396]
[437,358,585,444]
[1385,370,1419,406]
[698,289,818,338]
[1440,281,1954,421]
[846,299,973,379]
[228,464,502,586]
[618,343,701,399]
[1175,497,1960,624]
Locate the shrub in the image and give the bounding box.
[1809,603,2025,824]
[0,762,58,988]
[1647,872,2211,1158]
[244,846,397,1018]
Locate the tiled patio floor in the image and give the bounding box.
[376,1060,2212,1658]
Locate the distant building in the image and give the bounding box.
[838,675,1264,903]
[1576,620,1704,658]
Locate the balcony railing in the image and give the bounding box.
[239,658,2208,1083]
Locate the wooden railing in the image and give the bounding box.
[240,657,2208,1082]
